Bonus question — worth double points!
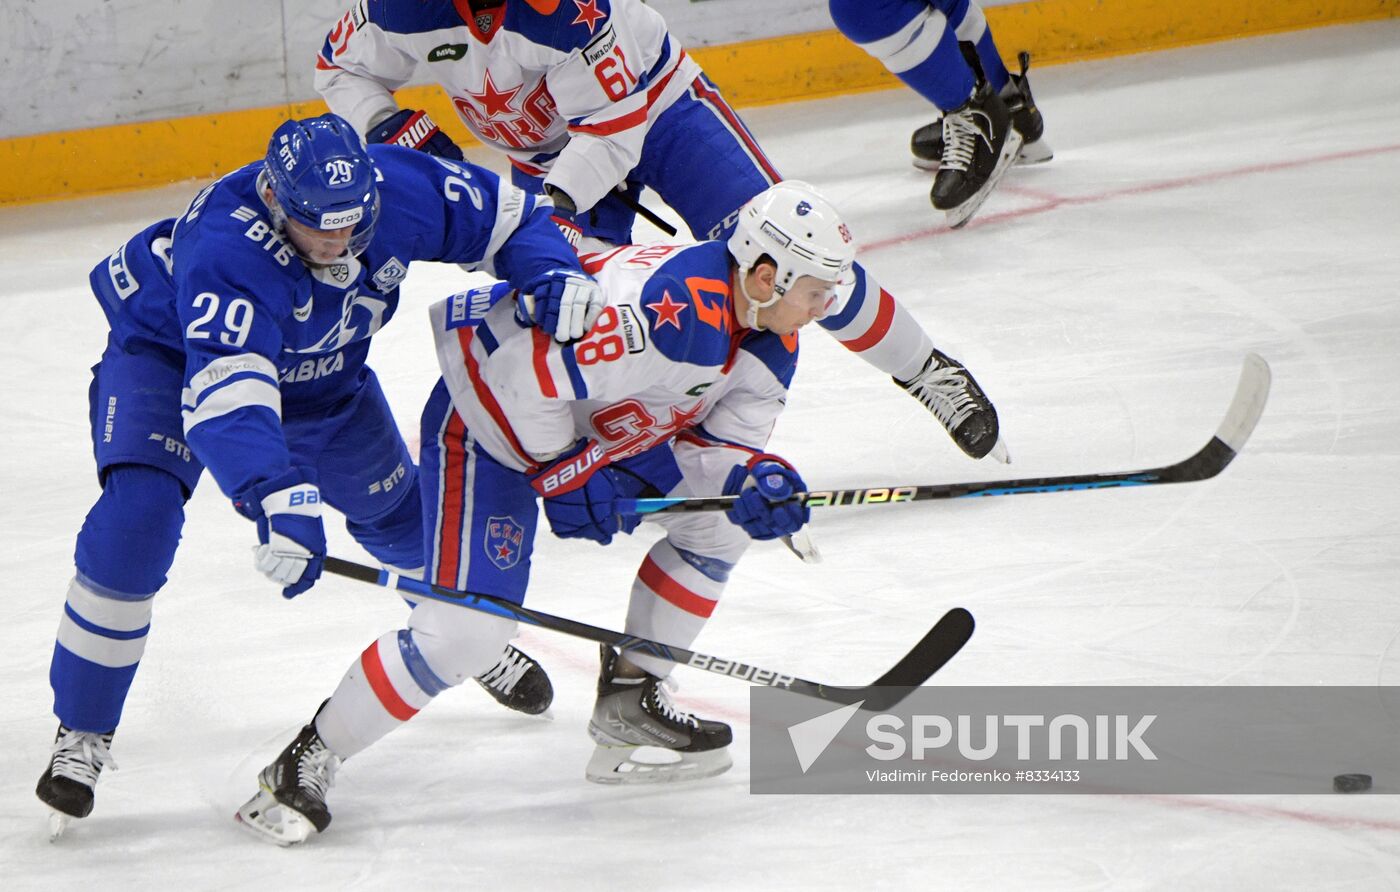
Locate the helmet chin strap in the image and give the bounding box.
[736,263,783,331]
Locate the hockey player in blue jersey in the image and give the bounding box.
[35,113,603,838]
[235,180,847,845]
[828,0,1052,226]
[314,0,1009,465]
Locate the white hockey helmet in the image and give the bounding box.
[727,180,857,326]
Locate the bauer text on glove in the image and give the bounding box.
[530,439,624,544]
[234,468,327,598]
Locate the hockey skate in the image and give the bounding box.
[475,643,554,715]
[897,348,1008,462]
[931,80,1023,228]
[36,724,116,840]
[586,645,732,785]
[913,53,1052,170]
[236,719,340,846]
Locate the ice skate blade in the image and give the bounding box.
[234,787,318,847]
[783,530,823,563]
[585,744,733,785]
[986,436,1011,464]
[946,131,1024,229]
[48,811,71,842]
[1018,138,1053,164]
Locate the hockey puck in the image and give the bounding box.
[1333,773,1372,793]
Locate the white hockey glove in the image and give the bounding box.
[235,469,327,599]
[518,268,608,343]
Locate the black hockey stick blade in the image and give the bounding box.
[322,557,972,709]
[619,353,1272,515]
[817,606,976,711]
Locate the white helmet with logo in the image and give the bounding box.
[727,180,857,327]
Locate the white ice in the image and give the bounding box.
[3,21,1400,890]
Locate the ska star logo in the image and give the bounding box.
[571,0,606,34]
[659,401,705,435]
[468,70,521,120]
[645,290,687,330]
[484,515,525,570]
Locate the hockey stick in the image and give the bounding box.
[323,556,973,711]
[619,353,1272,517]
[610,186,680,237]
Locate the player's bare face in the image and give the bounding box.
[758,276,837,335]
[283,216,356,266]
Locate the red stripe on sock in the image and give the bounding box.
[639,555,717,618]
[360,641,419,722]
[840,288,895,353]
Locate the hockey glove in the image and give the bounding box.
[517,268,607,343]
[530,439,622,544]
[234,468,327,599]
[367,109,465,161]
[723,454,810,541]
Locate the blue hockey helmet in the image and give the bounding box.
[263,113,380,257]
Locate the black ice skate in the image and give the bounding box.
[36,724,116,840]
[931,80,1023,228]
[475,643,554,715]
[235,719,340,846]
[897,348,1008,462]
[586,645,732,785]
[913,53,1051,170]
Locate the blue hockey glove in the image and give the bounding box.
[530,439,622,545]
[723,454,810,541]
[367,109,464,160]
[517,268,607,343]
[234,468,327,599]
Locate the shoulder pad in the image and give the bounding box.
[507,0,614,53]
[368,143,495,199]
[364,0,465,34]
[638,274,732,368]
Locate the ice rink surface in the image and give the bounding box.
[3,21,1399,890]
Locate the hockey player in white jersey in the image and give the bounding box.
[314,0,1008,464]
[236,180,848,846]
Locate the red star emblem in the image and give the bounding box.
[571,0,607,34]
[645,291,687,331]
[495,542,513,561]
[468,70,520,120]
[661,401,705,434]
